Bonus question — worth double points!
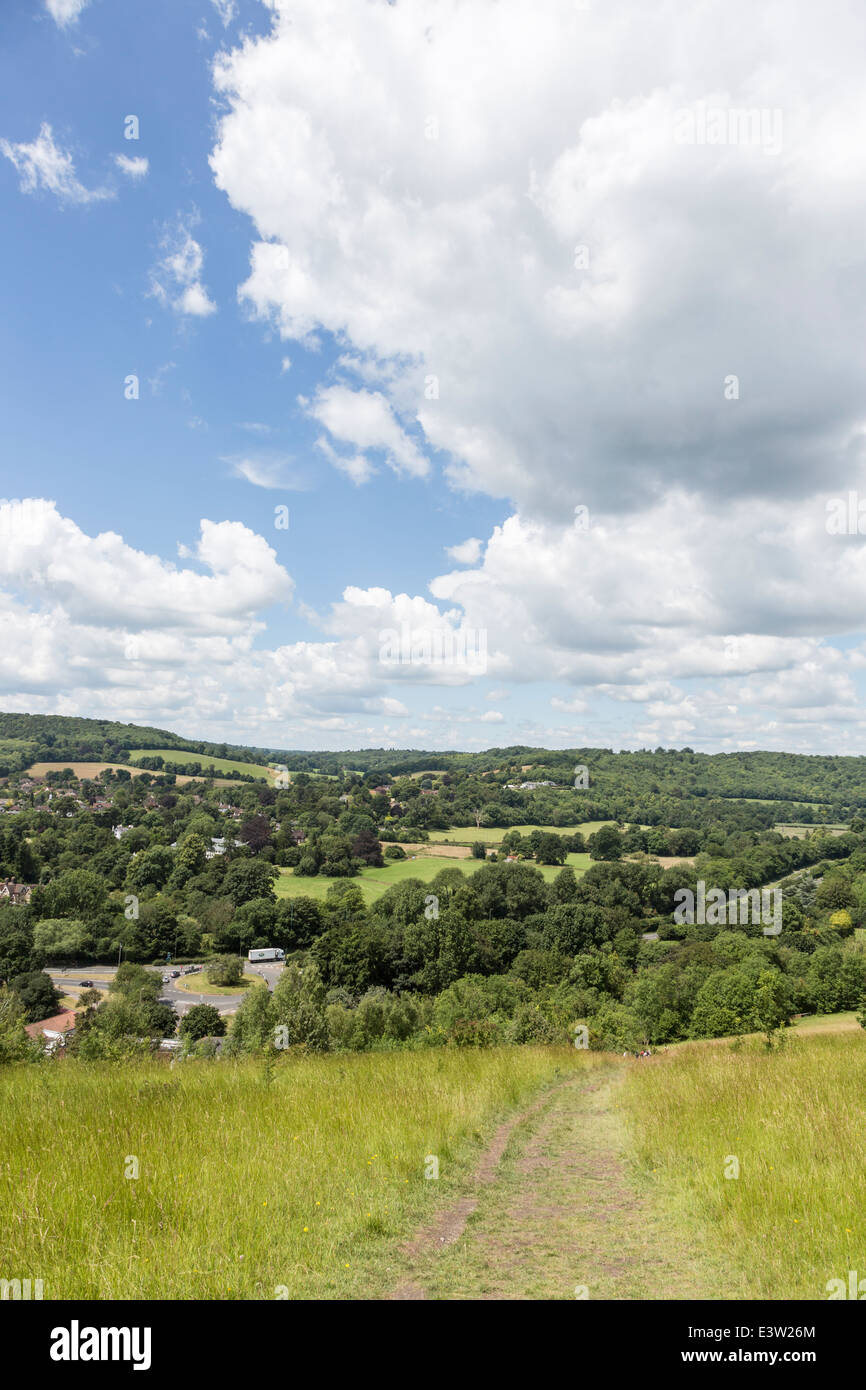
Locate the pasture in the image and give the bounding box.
[127,748,276,781]
[275,851,591,903]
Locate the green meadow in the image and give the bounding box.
[623,1031,866,1299]
[274,851,591,903]
[0,1047,584,1300]
[128,748,276,781]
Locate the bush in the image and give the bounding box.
[179,1003,226,1041]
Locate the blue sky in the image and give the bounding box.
[2,0,866,754]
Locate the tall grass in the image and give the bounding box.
[0,1046,586,1300]
[623,1033,866,1299]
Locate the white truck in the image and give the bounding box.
[248,948,285,962]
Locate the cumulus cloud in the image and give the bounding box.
[447,537,483,565]
[1,124,112,205]
[303,385,429,481]
[149,214,217,317]
[210,0,866,523]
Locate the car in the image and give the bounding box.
[78,979,93,988]
[171,970,181,978]
[162,974,171,983]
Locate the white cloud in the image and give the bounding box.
[0,500,292,633]
[304,385,429,480]
[447,537,483,565]
[1,124,112,205]
[228,456,302,490]
[45,0,90,27]
[211,0,236,25]
[114,154,149,180]
[149,214,217,318]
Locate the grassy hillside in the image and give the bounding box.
[127,748,276,781]
[623,1030,866,1299]
[0,1047,584,1300]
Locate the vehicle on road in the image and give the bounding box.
[248,948,285,962]
[162,974,171,983]
[78,979,93,988]
[171,970,181,977]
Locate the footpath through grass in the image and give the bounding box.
[389,1062,732,1300]
[622,1031,866,1299]
[0,1047,583,1300]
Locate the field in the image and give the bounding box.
[0,1047,586,1300]
[428,822,602,844]
[275,852,591,903]
[28,761,151,780]
[127,749,276,781]
[775,822,850,838]
[25,761,248,789]
[623,1031,866,1299]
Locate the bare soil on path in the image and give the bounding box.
[387,1062,727,1301]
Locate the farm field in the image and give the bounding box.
[428,821,611,844]
[0,1047,586,1300]
[774,822,850,838]
[26,761,246,788]
[127,748,276,781]
[275,851,591,903]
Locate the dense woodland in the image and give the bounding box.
[2,712,866,1060]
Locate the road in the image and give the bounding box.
[46,962,284,1016]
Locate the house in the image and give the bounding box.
[205,836,244,859]
[111,824,134,840]
[25,1009,77,1052]
[0,880,33,905]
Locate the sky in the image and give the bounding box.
[2,0,866,755]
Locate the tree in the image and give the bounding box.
[0,910,37,981]
[754,968,790,1047]
[588,825,623,862]
[535,833,566,865]
[125,846,174,893]
[239,815,272,854]
[9,970,61,1022]
[271,962,329,1051]
[0,985,35,1061]
[110,962,161,1003]
[179,1003,225,1041]
[32,869,107,921]
[223,859,278,906]
[32,918,91,962]
[351,829,384,867]
[205,955,243,987]
[471,840,487,860]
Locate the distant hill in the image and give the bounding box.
[1,711,866,809]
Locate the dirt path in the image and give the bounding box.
[387,1062,724,1301]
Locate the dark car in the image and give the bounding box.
[78,979,94,988]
